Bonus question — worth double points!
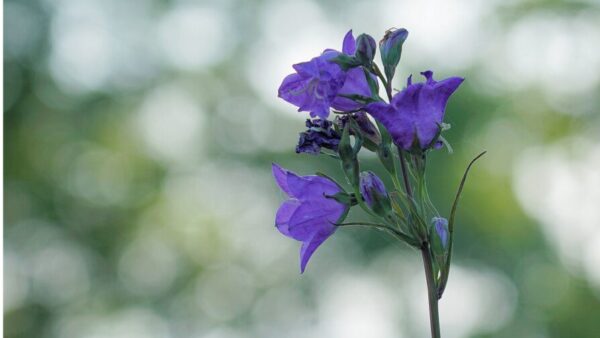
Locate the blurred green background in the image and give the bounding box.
[4,0,600,337]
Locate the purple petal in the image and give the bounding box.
[421,70,435,84]
[278,73,312,110]
[370,72,464,149]
[300,229,336,273]
[331,67,372,111]
[287,200,343,241]
[273,164,342,201]
[286,174,341,201]
[413,75,464,147]
[276,200,300,237]
[432,77,464,108]
[342,30,356,55]
[366,99,414,149]
[272,163,295,196]
[299,101,331,119]
[293,60,318,78]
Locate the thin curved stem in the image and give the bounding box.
[437,151,486,299]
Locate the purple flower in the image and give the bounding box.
[272,163,348,273]
[432,217,449,248]
[365,71,464,150]
[359,171,389,215]
[278,30,372,119]
[296,119,341,155]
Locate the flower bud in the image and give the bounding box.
[379,28,409,81]
[355,34,377,65]
[429,217,450,270]
[431,217,449,248]
[359,171,390,215]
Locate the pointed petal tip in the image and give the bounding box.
[271,162,283,173]
[420,70,434,83]
[342,29,356,55]
[439,76,465,93]
[272,163,292,195]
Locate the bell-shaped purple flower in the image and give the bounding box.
[365,71,464,150]
[278,30,372,119]
[272,163,348,273]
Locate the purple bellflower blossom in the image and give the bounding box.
[272,163,348,273]
[296,119,341,155]
[278,30,372,119]
[365,71,464,150]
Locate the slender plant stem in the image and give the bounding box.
[421,245,441,338]
[397,148,413,198]
[437,151,486,298]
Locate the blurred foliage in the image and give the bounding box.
[4,0,600,337]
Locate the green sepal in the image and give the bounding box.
[330,54,362,71]
[362,66,381,101]
[337,94,378,105]
[325,191,358,207]
[388,191,421,248]
[368,193,391,217]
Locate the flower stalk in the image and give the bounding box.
[422,244,441,338]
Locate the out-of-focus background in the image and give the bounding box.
[4,0,600,337]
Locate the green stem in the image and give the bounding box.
[373,61,439,337]
[397,147,413,199]
[421,245,441,338]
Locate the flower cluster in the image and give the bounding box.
[271,28,484,311]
